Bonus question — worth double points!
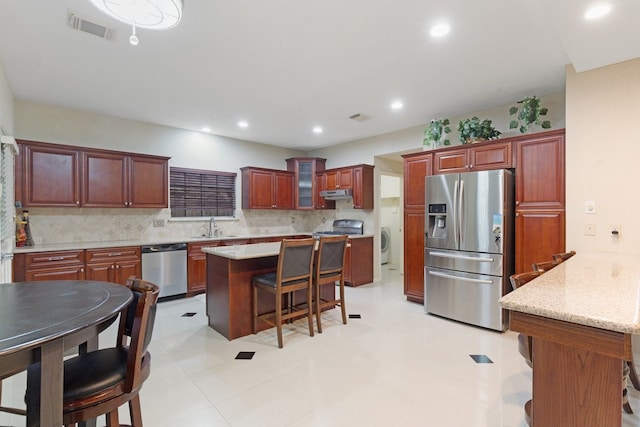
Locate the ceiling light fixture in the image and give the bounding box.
[584,4,611,20]
[201,127,211,133]
[430,24,450,38]
[238,121,249,128]
[391,101,404,110]
[312,126,323,134]
[88,0,183,46]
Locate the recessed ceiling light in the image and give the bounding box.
[391,101,404,110]
[430,24,450,38]
[584,4,611,20]
[237,121,249,128]
[312,126,323,134]
[201,127,211,132]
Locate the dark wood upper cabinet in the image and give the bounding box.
[403,152,433,210]
[16,140,169,208]
[315,172,335,210]
[325,168,353,190]
[241,167,294,209]
[351,165,374,209]
[434,141,512,174]
[286,157,326,210]
[514,131,565,210]
[20,143,81,207]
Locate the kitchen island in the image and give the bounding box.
[203,241,336,340]
[500,253,640,426]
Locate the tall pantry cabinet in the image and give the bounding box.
[402,129,565,303]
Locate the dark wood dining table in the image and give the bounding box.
[0,280,133,427]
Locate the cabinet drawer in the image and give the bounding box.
[86,246,141,263]
[25,250,85,270]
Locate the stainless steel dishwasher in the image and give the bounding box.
[141,242,188,299]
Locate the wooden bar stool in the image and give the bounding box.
[314,235,348,333]
[252,238,316,348]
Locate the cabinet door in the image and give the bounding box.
[114,259,141,285]
[434,149,468,174]
[26,266,85,281]
[274,171,294,209]
[315,173,335,209]
[187,241,222,294]
[515,210,565,274]
[469,141,512,170]
[22,143,81,207]
[82,151,128,207]
[85,262,115,282]
[344,237,373,286]
[128,155,169,208]
[325,168,353,190]
[404,210,425,303]
[515,133,565,210]
[403,153,433,210]
[244,169,275,209]
[352,166,374,209]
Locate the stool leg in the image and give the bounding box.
[316,283,323,333]
[276,289,283,348]
[339,279,347,324]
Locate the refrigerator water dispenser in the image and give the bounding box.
[427,203,447,239]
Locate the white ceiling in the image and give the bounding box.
[1,1,639,151]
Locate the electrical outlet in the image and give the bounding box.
[152,219,165,227]
[584,223,596,236]
[611,224,621,237]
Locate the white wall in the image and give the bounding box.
[565,58,640,254]
[0,63,14,136]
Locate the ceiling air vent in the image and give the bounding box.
[67,11,114,40]
[349,113,372,122]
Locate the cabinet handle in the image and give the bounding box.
[116,264,120,269]
[111,265,115,269]
[516,212,519,217]
[47,256,65,261]
[515,200,519,205]
[80,268,84,272]
[76,201,80,205]
[108,252,122,257]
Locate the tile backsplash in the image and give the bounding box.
[22,200,373,245]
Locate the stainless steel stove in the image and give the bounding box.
[313,219,364,238]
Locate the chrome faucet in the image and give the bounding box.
[208,217,218,237]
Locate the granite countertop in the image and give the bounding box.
[202,242,283,260]
[13,233,372,254]
[499,252,640,334]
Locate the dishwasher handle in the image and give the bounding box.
[141,243,187,253]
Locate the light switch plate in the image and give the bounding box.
[585,200,596,214]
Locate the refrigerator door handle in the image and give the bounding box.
[428,270,494,285]
[428,251,494,263]
[453,179,459,247]
[458,178,464,244]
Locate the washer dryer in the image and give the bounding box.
[381,227,391,264]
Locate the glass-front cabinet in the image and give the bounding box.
[286,157,326,210]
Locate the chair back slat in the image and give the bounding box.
[510,270,544,291]
[277,239,315,285]
[553,250,576,262]
[318,237,347,273]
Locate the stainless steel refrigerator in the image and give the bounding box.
[424,169,514,331]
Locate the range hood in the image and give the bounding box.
[319,189,353,200]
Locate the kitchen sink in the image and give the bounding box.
[188,234,237,239]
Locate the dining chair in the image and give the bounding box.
[314,235,348,333]
[252,238,316,348]
[0,371,27,417]
[531,259,561,272]
[25,276,159,427]
[553,250,576,262]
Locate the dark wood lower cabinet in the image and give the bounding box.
[344,237,373,286]
[403,210,425,303]
[515,210,565,274]
[85,247,141,285]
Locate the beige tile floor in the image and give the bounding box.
[2,266,640,426]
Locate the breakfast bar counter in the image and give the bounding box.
[202,241,334,340]
[500,253,640,426]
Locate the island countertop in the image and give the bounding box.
[202,241,282,260]
[499,252,640,334]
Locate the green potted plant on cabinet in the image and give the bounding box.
[458,117,501,144]
[423,118,452,148]
[509,95,551,133]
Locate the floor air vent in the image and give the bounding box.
[67,11,114,40]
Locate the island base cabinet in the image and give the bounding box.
[206,253,335,340]
[511,311,629,427]
[344,237,373,287]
